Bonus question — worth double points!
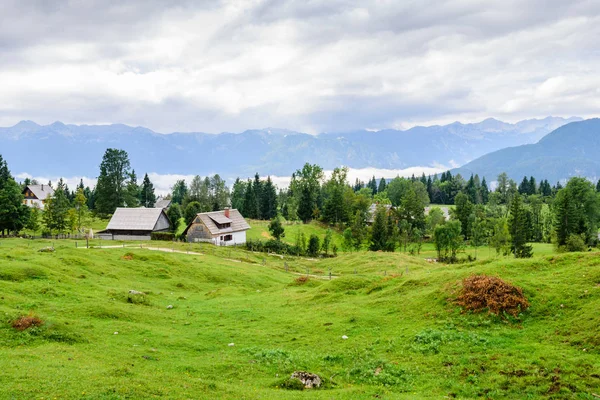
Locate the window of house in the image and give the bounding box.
[224,235,232,241]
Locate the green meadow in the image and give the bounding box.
[0,238,599,399]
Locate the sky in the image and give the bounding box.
[1,0,599,134]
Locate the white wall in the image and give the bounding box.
[24,199,45,209]
[214,230,247,246]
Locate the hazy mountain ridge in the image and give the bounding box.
[0,117,581,178]
[454,118,600,183]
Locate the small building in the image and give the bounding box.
[22,184,54,209]
[183,208,250,246]
[154,198,172,210]
[97,207,171,240]
[367,203,393,224]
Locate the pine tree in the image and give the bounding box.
[140,173,156,208]
[377,178,387,194]
[171,180,188,205]
[260,176,278,220]
[125,170,140,207]
[44,179,71,234]
[243,178,258,219]
[453,192,473,239]
[480,177,489,204]
[231,178,247,214]
[95,149,132,216]
[508,194,533,258]
[369,206,389,251]
[529,176,537,195]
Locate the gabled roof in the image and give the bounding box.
[23,185,54,201]
[106,207,170,231]
[155,199,171,209]
[183,209,250,236]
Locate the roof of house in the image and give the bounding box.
[105,207,170,231]
[367,203,393,222]
[184,209,250,236]
[155,199,171,209]
[23,185,55,201]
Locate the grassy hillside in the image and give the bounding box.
[0,239,599,399]
[246,219,345,250]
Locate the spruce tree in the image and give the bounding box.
[369,206,388,251]
[260,176,278,220]
[377,178,387,194]
[140,173,156,208]
[95,148,131,216]
[44,179,71,234]
[125,170,140,207]
[480,177,489,204]
[508,194,533,258]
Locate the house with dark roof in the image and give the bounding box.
[183,208,250,246]
[97,207,171,240]
[22,184,55,209]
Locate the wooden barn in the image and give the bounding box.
[97,208,171,240]
[183,208,250,246]
[22,184,54,209]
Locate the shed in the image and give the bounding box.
[98,208,171,240]
[183,208,250,246]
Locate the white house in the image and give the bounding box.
[183,208,250,246]
[22,184,54,209]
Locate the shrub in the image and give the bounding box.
[274,377,305,391]
[294,276,310,285]
[151,232,174,241]
[12,314,44,331]
[455,275,529,317]
[307,234,320,257]
[565,234,587,252]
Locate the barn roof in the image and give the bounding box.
[23,185,54,201]
[183,209,250,236]
[106,208,169,231]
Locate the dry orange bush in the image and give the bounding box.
[455,275,529,317]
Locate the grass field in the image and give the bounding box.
[246,219,345,250]
[0,237,599,399]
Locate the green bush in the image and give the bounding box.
[274,377,304,391]
[151,232,174,241]
[565,234,587,252]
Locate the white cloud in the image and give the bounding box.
[0,1,599,132]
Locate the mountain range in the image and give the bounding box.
[454,118,600,183]
[0,117,581,180]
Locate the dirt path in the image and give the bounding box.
[79,245,203,256]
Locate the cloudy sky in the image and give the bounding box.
[1,0,599,134]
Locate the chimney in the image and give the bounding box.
[224,207,230,218]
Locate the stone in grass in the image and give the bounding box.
[228,343,235,347]
[291,371,322,389]
[166,305,174,309]
[38,247,55,253]
[342,335,348,340]
[129,290,145,295]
